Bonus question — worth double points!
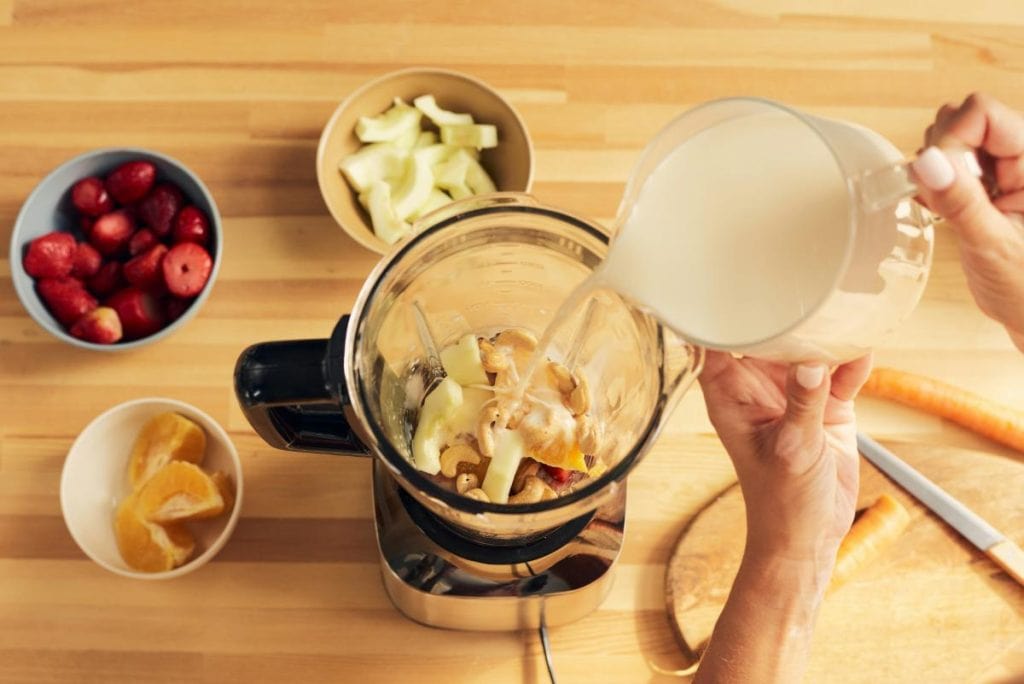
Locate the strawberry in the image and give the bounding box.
[107,288,164,339]
[172,206,211,246]
[23,231,76,278]
[162,242,212,297]
[164,296,193,323]
[70,242,103,279]
[105,161,156,205]
[71,177,114,216]
[37,277,98,327]
[128,228,158,257]
[123,244,168,291]
[70,306,123,344]
[543,465,571,484]
[89,210,134,256]
[79,216,95,238]
[137,183,183,237]
[87,261,123,297]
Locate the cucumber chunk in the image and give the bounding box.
[355,99,422,143]
[440,123,498,149]
[392,155,435,221]
[482,428,526,504]
[339,142,406,192]
[413,94,474,127]
[408,188,453,222]
[412,378,464,475]
[359,181,412,245]
[440,333,489,386]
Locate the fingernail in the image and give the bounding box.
[796,364,825,390]
[912,146,956,191]
[962,150,983,178]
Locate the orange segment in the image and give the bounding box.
[114,494,194,572]
[532,442,588,473]
[136,461,225,523]
[210,471,236,516]
[129,412,207,487]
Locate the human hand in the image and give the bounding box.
[698,352,873,573]
[912,93,1024,350]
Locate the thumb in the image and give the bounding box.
[912,146,1008,247]
[781,364,830,434]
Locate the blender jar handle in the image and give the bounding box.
[233,315,370,455]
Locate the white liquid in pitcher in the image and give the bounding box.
[601,110,852,348]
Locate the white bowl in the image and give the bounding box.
[60,398,243,579]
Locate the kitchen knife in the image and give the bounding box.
[857,432,1024,588]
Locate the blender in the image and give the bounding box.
[234,194,703,630]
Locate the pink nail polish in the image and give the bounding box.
[796,364,825,390]
[912,147,956,191]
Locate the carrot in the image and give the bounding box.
[829,493,910,591]
[861,367,1024,453]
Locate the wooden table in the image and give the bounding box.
[1,2,1022,682]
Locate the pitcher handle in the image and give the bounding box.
[233,316,369,455]
[856,149,982,214]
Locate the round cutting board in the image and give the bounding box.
[666,440,1024,683]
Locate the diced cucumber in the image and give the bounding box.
[440,123,498,150]
[413,143,454,168]
[392,155,435,221]
[440,333,489,386]
[433,150,472,191]
[447,184,473,200]
[447,386,492,438]
[413,94,474,127]
[412,378,463,475]
[408,188,453,222]
[465,156,497,194]
[359,181,412,245]
[482,428,526,504]
[355,99,423,143]
[339,142,406,192]
[393,126,420,150]
[415,130,438,148]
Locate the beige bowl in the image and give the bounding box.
[60,398,243,580]
[317,67,534,253]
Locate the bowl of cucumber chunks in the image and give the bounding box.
[317,68,534,253]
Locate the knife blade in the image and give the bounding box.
[856,432,1024,588]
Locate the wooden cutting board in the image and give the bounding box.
[666,441,1024,683]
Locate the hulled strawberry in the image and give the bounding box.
[105,161,156,205]
[89,210,135,257]
[71,177,114,216]
[162,242,212,297]
[172,206,211,246]
[106,287,164,339]
[70,306,123,344]
[37,277,98,327]
[70,242,103,279]
[87,261,123,297]
[123,244,169,291]
[23,232,76,278]
[137,183,183,237]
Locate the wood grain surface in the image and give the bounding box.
[667,441,1024,683]
[2,2,1024,682]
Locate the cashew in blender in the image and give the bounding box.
[464,488,490,502]
[547,361,575,394]
[478,338,509,373]
[476,400,500,457]
[511,459,541,494]
[576,414,602,454]
[508,476,555,504]
[455,472,480,494]
[495,328,538,351]
[568,373,590,416]
[439,443,482,478]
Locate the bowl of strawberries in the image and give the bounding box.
[10,148,221,349]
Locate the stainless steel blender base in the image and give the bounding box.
[372,461,626,631]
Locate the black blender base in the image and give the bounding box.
[371,460,626,631]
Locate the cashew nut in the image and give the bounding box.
[464,488,490,502]
[576,414,601,454]
[496,328,538,351]
[547,361,575,394]
[476,399,499,457]
[511,459,541,494]
[440,443,482,478]
[479,338,509,372]
[508,476,554,504]
[455,472,479,494]
[568,373,590,416]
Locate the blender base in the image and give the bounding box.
[372,461,626,631]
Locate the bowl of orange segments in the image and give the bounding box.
[60,398,242,579]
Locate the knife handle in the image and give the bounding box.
[986,539,1024,587]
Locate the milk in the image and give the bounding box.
[596,108,928,362]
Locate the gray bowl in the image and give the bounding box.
[9,148,222,350]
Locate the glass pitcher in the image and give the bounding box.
[234,194,703,541]
[605,96,936,363]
